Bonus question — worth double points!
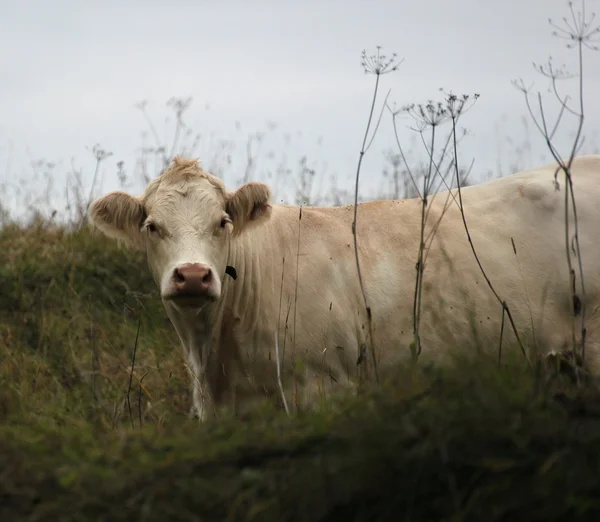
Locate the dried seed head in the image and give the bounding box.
[360,46,402,75]
[549,0,600,51]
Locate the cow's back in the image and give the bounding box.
[352,155,600,371]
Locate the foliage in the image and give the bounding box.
[0,222,189,429]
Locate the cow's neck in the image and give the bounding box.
[219,211,297,344]
[164,300,214,359]
[219,224,273,337]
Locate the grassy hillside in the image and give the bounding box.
[1,221,600,521]
[0,220,190,427]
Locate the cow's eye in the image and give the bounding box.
[220,216,231,228]
[146,222,157,233]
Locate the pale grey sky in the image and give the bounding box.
[1,0,599,220]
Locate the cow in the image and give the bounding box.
[88,155,600,420]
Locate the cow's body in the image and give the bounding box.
[89,155,600,419]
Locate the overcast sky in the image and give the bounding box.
[1,0,599,220]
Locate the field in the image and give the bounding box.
[1,188,600,521]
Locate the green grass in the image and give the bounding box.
[0,220,190,428]
[1,221,600,521]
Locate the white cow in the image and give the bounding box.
[89,155,600,419]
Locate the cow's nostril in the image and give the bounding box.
[201,270,212,285]
[174,269,186,283]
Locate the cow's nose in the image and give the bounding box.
[172,263,213,295]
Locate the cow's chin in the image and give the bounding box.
[162,292,219,310]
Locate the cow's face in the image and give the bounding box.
[88,158,271,309]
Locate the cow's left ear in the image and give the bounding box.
[226,182,272,234]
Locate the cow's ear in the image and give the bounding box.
[226,182,272,234]
[88,191,145,248]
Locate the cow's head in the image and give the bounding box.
[88,157,272,309]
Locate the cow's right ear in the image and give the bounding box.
[88,192,145,249]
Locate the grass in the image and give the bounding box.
[2,220,600,521]
[0,219,190,428]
